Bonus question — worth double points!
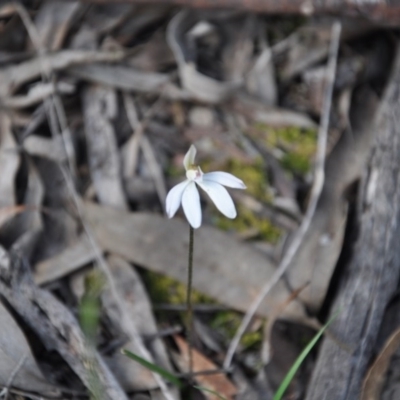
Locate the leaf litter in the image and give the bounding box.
[0,2,396,399]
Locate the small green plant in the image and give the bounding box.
[122,350,229,399]
[194,386,228,400]
[78,270,106,400]
[122,349,183,388]
[273,311,340,400]
[79,270,104,342]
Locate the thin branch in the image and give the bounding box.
[223,21,342,370]
[0,355,27,400]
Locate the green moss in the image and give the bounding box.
[202,157,281,242]
[210,310,242,339]
[240,330,263,350]
[215,205,281,243]
[141,270,262,348]
[281,152,310,174]
[141,270,263,349]
[253,124,317,175]
[223,157,268,202]
[201,157,269,202]
[210,310,263,349]
[141,269,263,349]
[141,269,213,306]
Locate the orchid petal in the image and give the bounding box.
[166,180,190,218]
[197,180,237,219]
[183,145,197,171]
[203,171,246,189]
[182,181,202,229]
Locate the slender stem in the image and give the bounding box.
[186,226,194,375]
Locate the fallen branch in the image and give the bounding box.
[73,0,400,25]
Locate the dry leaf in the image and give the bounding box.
[232,95,317,129]
[82,84,128,210]
[174,335,237,400]
[32,1,81,51]
[35,202,307,323]
[0,50,125,96]
[69,64,170,94]
[361,328,400,400]
[35,234,96,285]
[3,81,75,109]
[0,114,20,208]
[101,255,174,391]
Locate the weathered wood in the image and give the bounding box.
[73,0,400,25]
[305,41,400,400]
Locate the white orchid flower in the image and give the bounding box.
[166,145,246,229]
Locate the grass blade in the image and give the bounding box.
[122,349,182,388]
[273,311,340,400]
[194,385,228,400]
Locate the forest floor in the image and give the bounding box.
[0,2,398,400]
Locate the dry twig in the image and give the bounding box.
[0,355,27,400]
[224,21,342,369]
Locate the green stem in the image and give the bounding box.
[186,225,194,376]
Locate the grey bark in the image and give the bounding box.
[305,41,400,400]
